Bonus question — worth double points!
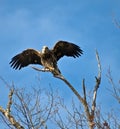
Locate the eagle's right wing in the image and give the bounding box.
[9,49,42,70]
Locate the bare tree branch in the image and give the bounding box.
[91,50,101,116]
[7,89,14,116]
[0,89,24,129]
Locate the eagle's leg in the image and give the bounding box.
[54,69,61,75]
[45,65,61,76]
[51,68,61,76]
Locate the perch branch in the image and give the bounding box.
[30,66,50,72]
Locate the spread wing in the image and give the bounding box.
[52,41,83,60]
[9,49,42,70]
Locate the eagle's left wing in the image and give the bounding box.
[52,41,83,61]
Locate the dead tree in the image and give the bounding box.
[0,50,102,129]
[31,50,102,129]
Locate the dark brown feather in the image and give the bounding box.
[52,41,83,60]
[9,49,42,70]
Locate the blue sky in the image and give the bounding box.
[0,0,120,128]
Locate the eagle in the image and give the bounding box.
[9,41,83,75]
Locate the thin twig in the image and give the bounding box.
[107,68,120,103]
[82,79,86,101]
[112,14,120,29]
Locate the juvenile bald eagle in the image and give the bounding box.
[9,41,83,75]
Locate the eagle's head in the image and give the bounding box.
[42,46,49,54]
